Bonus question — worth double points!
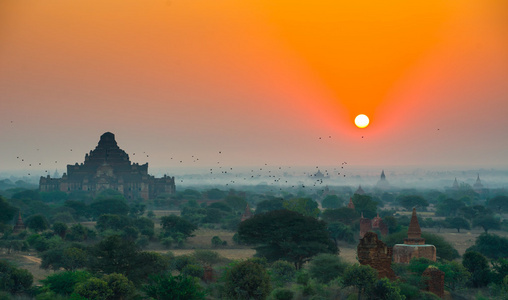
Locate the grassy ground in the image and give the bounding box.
[0,252,52,285]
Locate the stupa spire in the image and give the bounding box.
[404,208,425,245]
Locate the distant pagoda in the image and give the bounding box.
[39,132,175,200]
[355,185,365,195]
[376,170,390,190]
[13,212,26,233]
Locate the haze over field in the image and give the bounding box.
[1,1,508,179]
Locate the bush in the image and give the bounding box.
[211,236,223,247]
[182,264,204,278]
[270,260,296,287]
[172,255,198,272]
[466,233,508,260]
[193,249,224,266]
[143,274,205,300]
[0,260,33,294]
[221,260,271,300]
[72,277,113,300]
[308,254,349,284]
[40,270,92,296]
[273,288,294,300]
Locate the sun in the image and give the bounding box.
[355,114,369,128]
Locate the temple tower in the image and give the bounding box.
[376,170,390,190]
[392,208,436,263]
[241,204,253,222]
[355,185,365,195]
[347,197,355,210]
[13,213,26,233]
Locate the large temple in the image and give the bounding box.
[39,132,175,200]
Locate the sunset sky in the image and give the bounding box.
[1,0,508,175]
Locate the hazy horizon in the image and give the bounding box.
[2,1,508,177]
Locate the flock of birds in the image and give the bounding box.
[6,119,371,192]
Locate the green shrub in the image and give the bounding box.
[273,288,294,300]
[270,260,296,287]
[182,264,205,278]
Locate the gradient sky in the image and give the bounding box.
[1,0,508,175]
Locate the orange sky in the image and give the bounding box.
[1,0,508,174]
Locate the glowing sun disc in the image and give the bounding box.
[355,114,369,128]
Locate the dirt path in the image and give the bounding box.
[21,255,42,264]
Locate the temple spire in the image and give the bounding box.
[404,208,425,245]
[347,197,355,209]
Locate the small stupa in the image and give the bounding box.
[355,185,365,195]
[13,212,26,233]
[392,208,436,263]
[241,204,253,222]
[347,197,355,209]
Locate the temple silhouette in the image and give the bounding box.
[39,132,175,200]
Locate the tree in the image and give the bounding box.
[224,195,248,212]
[283,198,320,218]
[342,264,378,300]
[328,222,355,245]
[472,215,501,233]
[62,247,88,271]
[0,260,33,294]
[383,216,399,234]
[397,195,429,211]
[103,273,136,300]
[52,222,68,238]
[11,189,40,201]
[211,236,223,248]
[466,233,508,259]
[445,217,470,233]
[308,253,349,284]
[238,210,338,269]
[88,235,140,280]
[40,270,92,296]
[64,200,91,220]
[322,195,343,209]
[94,189,125,201]
[160,215,197,241]
[321,207,360,225]
[143,273,205,300]
[255,198,284,215]
[435,198,465,217]
[96,214,131,232]
[208,201,233,213]
[459,205,492,220]
[192,249,224,267]
[25,214,50,232]
[90,199,129,218]
[487,195,508,213]
[407,258,470,291]
[491,258,508,284]
[438,261,470,291]
[206,188,226,200]
[462,251,491,287]
[222,260,271,300]
[269,260,296,287]
[73,277,113,300]
[129,203,145,218]
[0,197,17,224]
[352,194,378,219]
[371,278,405,300]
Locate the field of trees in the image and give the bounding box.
[1,182,508,299]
